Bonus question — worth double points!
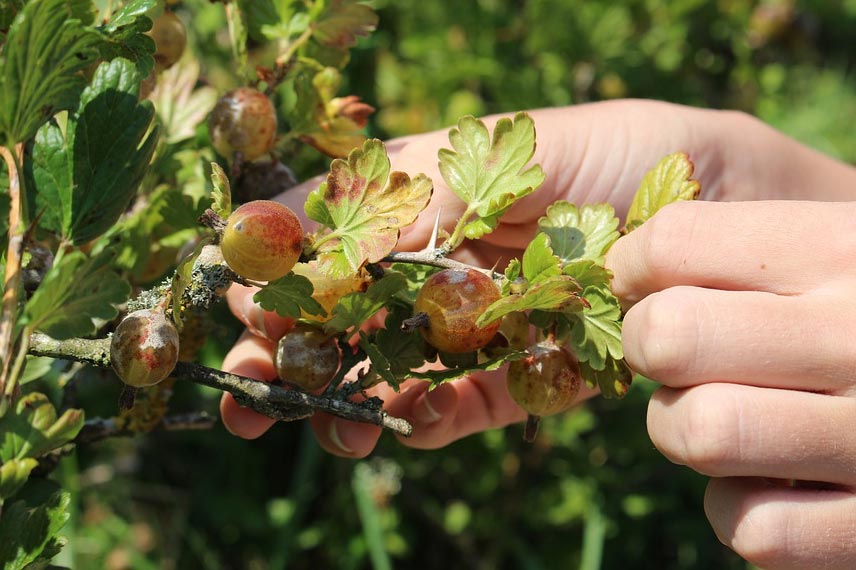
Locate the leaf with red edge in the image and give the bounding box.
[305,139,432,277]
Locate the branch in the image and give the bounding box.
[0,144,24,393]
[75,412,218,445]
[382,250,498,278]
[28,333,413,438]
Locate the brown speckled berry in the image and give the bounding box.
[110,309,180,388]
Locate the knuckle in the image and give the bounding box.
[625,288,699,382]
[679,386,740,475]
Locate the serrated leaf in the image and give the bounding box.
[254,273,327,320]
[359,306,427,391]
[0,393,84,463]
[98,0,156,75]
[0,458,38,501]
[323,272,407,334]
[567,287,623,371]
[538,201,620,264]
[476,275,584,328]
[439,112,544,244]
[625,152,700,231]
[209,163,231,219]
[29,58,160,244]
[562,259,612,292]
[522,232,561,285]
[578,357,631,399]
[22,250,130,339]
[0,480,71,570]
[0,0,103,144]
[504,258,521,283]
[307,139,432,277]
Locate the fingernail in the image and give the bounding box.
[242,294,269,339]
[329,420,354,454]
[413,390,443,425]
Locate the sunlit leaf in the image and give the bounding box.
[625,152,700,231]
[538,201,619,264]
[307,139,432,277]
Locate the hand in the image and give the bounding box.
[606,199,856,569]
[220,99,855,458]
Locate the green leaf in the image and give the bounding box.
[0,458,38,501]
[307,139,432,277]
[323,272,407,334]
[23,249,130,339]
[522,232,561,285]
[254,273,327,320]
[566,287,623,371]
[625,152,700,231]
[19,357,55,386]
[562,260,613,292]
[579,357,632,399]
[0,0,102,144]
[29,58,159,244]
[387,262,439,303]
[0,479,71,570]
[98,0,156,76]
[538,201,620,264]
[359,307,427,390]
[0,393,84,462]
[148,58,218,144]
[439,112,545,242]
[476,275,584,328]
[210,162,232,219]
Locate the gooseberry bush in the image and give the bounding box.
[0,0,700,566]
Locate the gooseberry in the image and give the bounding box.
[506,340,581,417]
[220,200,304,282]
[147,11,186,70]
[413,268,501,353]
[209,87,277,162]
[110,308,180,388]
[275,324,340,390]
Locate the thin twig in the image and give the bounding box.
[75,412,218,445]
[28,333,413,437]
[382,250,497,278]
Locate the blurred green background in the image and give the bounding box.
[57,0,856,568]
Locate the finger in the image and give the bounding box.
[704,477,856,570]
[622,285,856,392]
[309,413,382,458]
[385,369,598,449]
[225,284,294,341]
[219,331,278,439]
[606,200,856,305]
[647,383,856,486]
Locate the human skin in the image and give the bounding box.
[220,99,856,569]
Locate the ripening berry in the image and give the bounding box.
[220,200,304,282]
[110,309,180,388]
[275,324,340,390]
[414,268,501,353]
[209,88,277,162]
[147,11,186,70]
[507,340,581,417]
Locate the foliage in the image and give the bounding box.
[1,0,854,569]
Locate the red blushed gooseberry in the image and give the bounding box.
[110,308,180,388]
[209,87,277,162]
[413,268,501,353]
[506,340,581,417]
[220,200,304,282]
